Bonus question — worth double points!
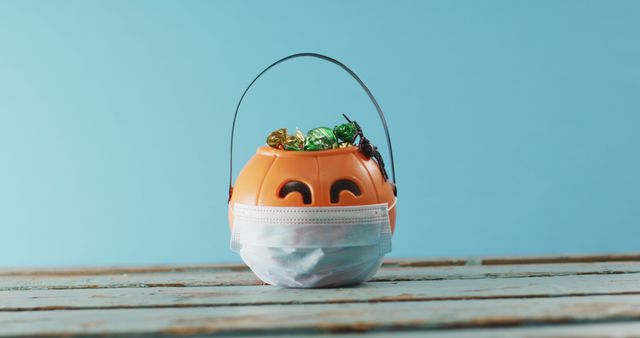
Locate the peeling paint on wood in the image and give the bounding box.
[1,295,640,336]
[384,253,640,267]
[251,322,640,338]
[2,262,640,291]
[3,253,639,276]
[2,274,640,311]
[2,254,640,337]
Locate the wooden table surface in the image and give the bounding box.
[2,254,640,337]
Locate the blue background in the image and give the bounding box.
[1,0,638,267]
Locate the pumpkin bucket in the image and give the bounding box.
[228,53,397,288]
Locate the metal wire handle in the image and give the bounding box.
[229,53,397,201]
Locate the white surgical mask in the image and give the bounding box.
[230,201,395,288]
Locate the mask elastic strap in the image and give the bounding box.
[229,53,397,202]
[387,198,397,212]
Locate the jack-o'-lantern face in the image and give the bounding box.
[229,146,396,232]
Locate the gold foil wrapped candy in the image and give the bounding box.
[266,128,287,149]
[266,115,360,151]
[284,129,305,151]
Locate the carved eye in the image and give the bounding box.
[330,179,361,203]
[278,180,312,204]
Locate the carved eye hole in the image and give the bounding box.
[278,180,312,204]
[330,179,361,203]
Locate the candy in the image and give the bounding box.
[266,116,361,151]
[333,121,358,143]
[304,127,338,151]
[266,128,287,149]
[284,128,305,151]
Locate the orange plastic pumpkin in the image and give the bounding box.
[228,53,398,233]
[229,146,396,232]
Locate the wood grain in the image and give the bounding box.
[385,253,640,267]
[2,273,640,311]
[4,253,638,276]
[237,322,640,338]
[1,295,639,336]
[2,262,639,291]
[4,255,640,337]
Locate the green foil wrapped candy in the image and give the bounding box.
[333,121,358,143]
[266,128,287,149]
[284,128,305,151]
[304,127,338,151]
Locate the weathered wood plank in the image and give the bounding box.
[385,253,640,267]
[2,273,640,311]
[0,270,261,291]
[0,263,246,276]
[243,322,640,338]
[2,262,640,291]
[3,253,638,276]
[1,295,639,336]
[375,261,640,281]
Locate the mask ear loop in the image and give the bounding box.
[387,198,397,212]
[228,53,397,202]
